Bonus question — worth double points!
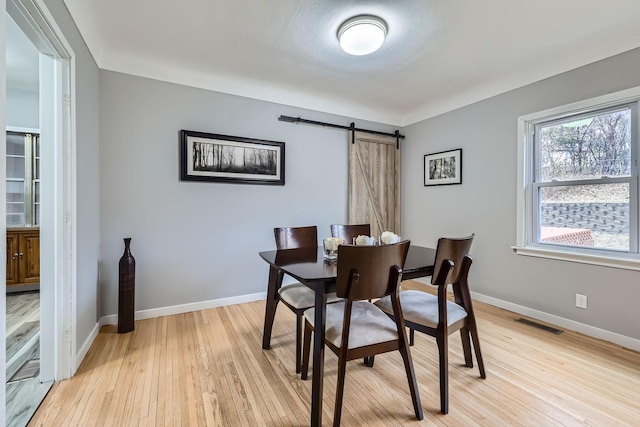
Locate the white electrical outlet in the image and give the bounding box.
[576,293,588,309]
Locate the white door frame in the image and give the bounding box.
[1,2,7,423]
[5,0,76,381]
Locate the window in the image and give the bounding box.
[516,87,640,269]
[6,131,40,227]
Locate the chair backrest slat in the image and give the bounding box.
[432,234,474,285]
[330,224,371,244]
[336,241,409,300]
[274,226,317,250]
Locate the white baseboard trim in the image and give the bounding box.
[75,321,101,373]
[99,292,267,325]
[472,291,640,352]
[74,288,638,376]
[74,292,266,373]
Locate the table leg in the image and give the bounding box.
[262,266,283,349]
[311,283,327,427]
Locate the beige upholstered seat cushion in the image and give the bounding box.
[304,301,399,349]
[375,290,468,329]
[278,283,341,310]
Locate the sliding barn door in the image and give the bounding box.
[348,131,401,238]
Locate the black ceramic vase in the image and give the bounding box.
[118,237,136,333]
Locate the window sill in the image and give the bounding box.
[512,245,640,271]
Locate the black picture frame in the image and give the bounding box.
[424,148,462,186]
[180,130,285,185]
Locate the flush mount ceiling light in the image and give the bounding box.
[337,15,387,56]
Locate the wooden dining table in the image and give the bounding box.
[260,244,437,427]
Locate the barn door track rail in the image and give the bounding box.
[278,115,404,149]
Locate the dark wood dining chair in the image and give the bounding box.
[374,234,486,414]
[272,225,341,373]
[332,223,373,365]
[330,223,371,244]
[300,241,448,426]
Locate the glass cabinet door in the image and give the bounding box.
[6,132,26,226]
[33,134,40,226]
[6,131,38,227]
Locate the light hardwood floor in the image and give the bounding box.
[28,282,640,426]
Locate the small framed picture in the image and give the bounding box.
[180,130,285,185]
[424,148,462,186]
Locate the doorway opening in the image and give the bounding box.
[4,0,76,424]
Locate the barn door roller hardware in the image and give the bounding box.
[278,115,404,149]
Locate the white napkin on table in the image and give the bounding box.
[355,235,376,246]
[380,231,401,244]
[324,237,343,251]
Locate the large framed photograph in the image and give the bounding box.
[424,148,462,186]
[180,130,285,185]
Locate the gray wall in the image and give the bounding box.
[403,48,640,341]
[43,0,101,355]
[6,87,38,128]
[98,71,397,316]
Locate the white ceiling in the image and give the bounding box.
[16,1,640,126]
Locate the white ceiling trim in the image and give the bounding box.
[62,0,640,127]
[99,52,405,126]
[403,40,640,125]
[101,39,640,128]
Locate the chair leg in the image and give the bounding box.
[262,267,282,350]
[460,327,473,368]
[437,334,449,414]
[469,322,486,379]
[333,354,348,427]
[410,328,415,346]
[295,314,303,373]
[399,344,423,420]
[301,321,312,380]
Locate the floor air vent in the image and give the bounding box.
[515,318,563,335]
[8,359,40,383]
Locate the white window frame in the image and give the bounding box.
[515,86,640,271]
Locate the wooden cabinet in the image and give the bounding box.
[6,227,40,287]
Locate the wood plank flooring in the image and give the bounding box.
[6,322,39,367]
[6,291,40,378]
[28,282,640,426]
[6,291,39,363]
[7,291,40,334]
[7,359,52,427]
[6,290,48,427]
